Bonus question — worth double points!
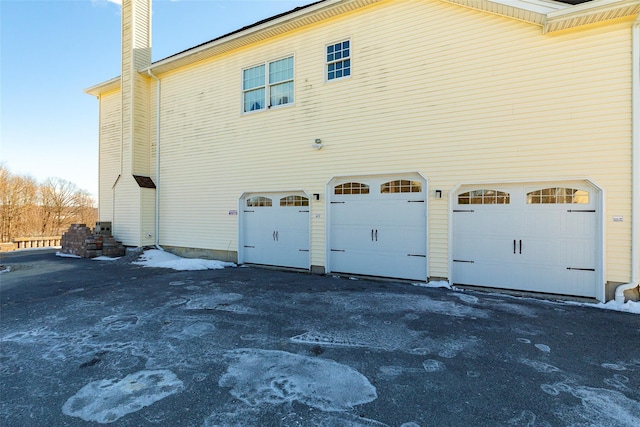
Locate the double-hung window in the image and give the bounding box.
[243,56,294,113]
[326,40,350,81]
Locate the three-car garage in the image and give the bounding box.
[239,177,602,300]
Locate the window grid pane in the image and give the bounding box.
[270,81,293,106]
[458,189,510,205]
[280,195,309,207]
[247,196,272,207]
[244,88,265,112]
[269,57,293,84]
[526,188,589,204]
[334,182,370,195]
[381,180,422,193]
[327,40,351,81]
[243,65,265,90]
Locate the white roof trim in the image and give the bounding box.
[544,0,640,33]
[142,0,381,76]
[85,0,640,94]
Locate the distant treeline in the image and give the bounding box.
[0,165,97,242]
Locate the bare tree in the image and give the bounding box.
[0,165,38,242]
[39,178,79,236]
[0,166,97,240]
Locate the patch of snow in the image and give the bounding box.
[92,256,120,261]
[595,300,640,315]
[601,363,628,371]
[453,293,479,304]
[566,299,640,315]
[534,343,551,353]
[413,280,451,289]
[55,252,81,259]
[541,382,640,426]
[62,370,184,424]
[0,266,10,274]
[410,335,480,359]
[219,349,377,411]
[132,249,235,270]
[422,359,446,372]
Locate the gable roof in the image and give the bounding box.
[85,0,640,96]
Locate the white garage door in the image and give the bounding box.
[241,193,310,269]
[452,182,600,298]
[329,175,427,281]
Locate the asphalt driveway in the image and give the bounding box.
[1,249,639,426]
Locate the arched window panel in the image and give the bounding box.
[334,182,370,195]
[280,195,309,206]
[381,180,422,193]
[458,189,510,205]
[527,188,589,204]
[246,196,272,207]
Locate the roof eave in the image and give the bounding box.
[143,0,382,76]
[544,0,640,33]
[84,76,120,97]
[438,0,565,26]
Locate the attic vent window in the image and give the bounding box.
[243,56,294,113]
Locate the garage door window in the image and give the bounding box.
[527,188,589,204]
[381,180,422,193]
[334,182,370,195]
[247,196,272,207]
[458,189,510,205]
[280,195,309,206]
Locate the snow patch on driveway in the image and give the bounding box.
[133,249,235,270]
[219,349,377,411]
[541,382,640,426]
[62,369,184,423]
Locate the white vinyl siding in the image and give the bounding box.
[130,0,632,283]
[98,89,121,222]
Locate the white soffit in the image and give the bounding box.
[544,0,640,33]
[439,0,568,25]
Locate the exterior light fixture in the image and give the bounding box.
[435,190,442,198]
[312,138,323,150]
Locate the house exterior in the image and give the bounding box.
[86,0,640,302]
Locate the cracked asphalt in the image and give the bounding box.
[1,249,639,426]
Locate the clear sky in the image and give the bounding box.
[0,0,318,197]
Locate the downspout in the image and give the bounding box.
[615,13,640,303]
[147,69,163,250]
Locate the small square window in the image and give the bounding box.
[327,39,351,81]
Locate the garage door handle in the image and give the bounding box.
[375,229,378,241]
[513,240,516,254]
[371,229,374,241]
[519,240,522,254]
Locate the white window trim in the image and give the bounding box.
[325,38,351,83]
[241,54,295,114]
